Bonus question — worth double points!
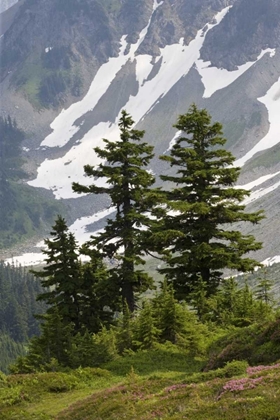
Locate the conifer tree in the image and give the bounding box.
[133,301,160,349]
[153,281,189,344]
[116,302,134,353]
[73,110,157,312]
[158,104,264,299]
[34,218,114,333]
[33,216,83,331]
[78,247,116,333]
[189,278,209,321]
[10,308,75,372]
[255,269,273,305]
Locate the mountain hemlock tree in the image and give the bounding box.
[34,217,114,334]
[33,216,83,331]
[73,110,157,312]
[159,104,264,299]
[133,301,160,349]
[255,268,273,305]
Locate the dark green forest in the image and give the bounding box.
[2,107,280,419]
[0,262,46,372]
[6,106,272,373]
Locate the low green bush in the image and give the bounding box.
[45,373,78,393]
[182,359,249,385]
[0,370,7,385]
[73,367,111,383]
[223,360,249,377]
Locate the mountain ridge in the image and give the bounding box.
[1,0,280,265]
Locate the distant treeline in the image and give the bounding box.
[0,261,46,372]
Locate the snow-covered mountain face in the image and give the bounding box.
[1,0,280,264]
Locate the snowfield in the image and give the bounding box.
[28,5,231,200]
[12,3,280,266]
[236,76,280,167]
[196,49,275,99]
[0,0,18,14]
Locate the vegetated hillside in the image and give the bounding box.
[1,188,280,419]
[235,261,280,301]
[2,335,280,419]
[0,261,46,373]
[1,0,280,263]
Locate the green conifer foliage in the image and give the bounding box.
[10,308,75,373]
[189,278,209,321]
[255,269,273,305]
[133,301,160,349]
[73,110,157,312]
[33,216,83,331]
[78,249,116,334]
[0,335,25,374]
[205,278,274,327]
[116,302,134,353]
[159,104,264,299]
[152,282,188,344]
[34,218,114,334]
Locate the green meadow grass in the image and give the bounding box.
[2,349,280,420]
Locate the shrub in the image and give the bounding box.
[0,371,7,385]
[42,373,78,393]
[223,360,249,377]
[73,367,111,383]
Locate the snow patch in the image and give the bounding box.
[164,131,181,153]
[236,76,280,167]
[41,36,129,149]
[69,206,116,244]
[196,48,275,98]
[135,55,154,87]
[153,0,164,10]
[29,122,119,198]
[0,0,18,14]
[235,171,280,205]
[6,207,116,267]
[262,255,280,266]
[123,7,232,124]
[6,253,46,267]
[238,171,280,191]
[29,6,231,200]
[242,178,280,205]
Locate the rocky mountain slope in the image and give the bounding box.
[1,0,280,265]
[0,0,19,14]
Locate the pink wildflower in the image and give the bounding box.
[165,384,187,393]
[217,376,263,400]
[247,363,280,375]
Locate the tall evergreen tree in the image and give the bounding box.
[255,269,273,305]
[158,104,264,299]
[73,110,157,312]
[33,216,83,331]
[34,217,114,333]
[10,308,75,373]
[133,301,160,349]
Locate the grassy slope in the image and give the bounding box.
[2,349,280,420]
